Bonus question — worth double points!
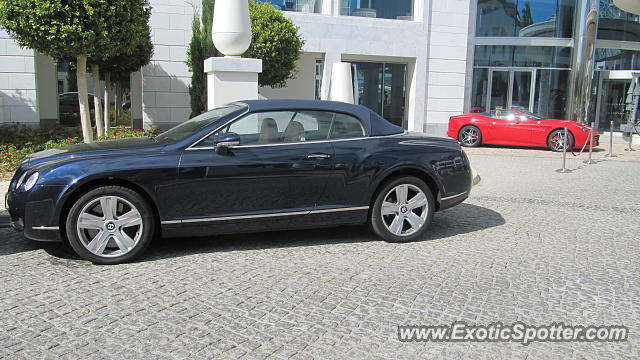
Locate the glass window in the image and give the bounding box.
[598,0,640,41]
[330,113,366,139]
[475,0,576,38]
[340,0,413,20]
[474,45,572,68]
[350,61,407,128]
[256,0,323,13]
[198,111,338,146]
[315,59,323,100]
[471,68,489,113]
[595,48,640,70]
[156,105,245,144]
[533,69,570,119]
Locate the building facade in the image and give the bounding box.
[1,0,639,136]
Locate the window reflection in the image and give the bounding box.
[595,48,640,70]
[598,0,640,41]
[340,0,413,20]
[256,0,323,13]
[474,46,572,68]
[475,0,576,38]
[349,62,407,128]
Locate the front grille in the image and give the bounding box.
[594,135,600,144]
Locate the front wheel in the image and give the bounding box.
[548,129,574,152]
[370,176,435,243]
[65,186,155,264]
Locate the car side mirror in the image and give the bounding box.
[214,132,240,155]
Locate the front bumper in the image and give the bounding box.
[6,185,65,242]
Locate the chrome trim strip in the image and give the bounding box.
[311,206,370,214]
[185,132,407,151]
[160,206,370,225]
[441,192,468,201]
[31,226,59,231]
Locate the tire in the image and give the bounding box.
[65,186,155,264]
[547,129,574,152]
[458,125,482,147]
[370,176,435,243]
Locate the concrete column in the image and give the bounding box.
[204,57,262,109]
[130,71,143,129]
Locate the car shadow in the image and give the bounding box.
[479,144,606,153]
[0,203,505,264]
[140,203,505,262]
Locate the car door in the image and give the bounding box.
[173,110,335,223]
[315,112,371,225]
[488,110,532,145]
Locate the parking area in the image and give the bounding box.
[0,151,639,359]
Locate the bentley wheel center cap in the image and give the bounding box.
[400,206,408,214]
[106,222,116,232]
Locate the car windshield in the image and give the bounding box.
[154,105,245,143]
[512,108,544,120]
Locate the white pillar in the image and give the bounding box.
[130,71,143,129]
[34,52,58,128]
[206,0,262,109]
[329,62,354,104]
[205,57,262,109]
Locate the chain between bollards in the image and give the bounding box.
[605,120,616,158]
[557,127,571,173]
[584,122,595,164]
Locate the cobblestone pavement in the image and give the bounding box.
[1,154,639,359]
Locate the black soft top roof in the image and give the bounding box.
[235,100,404,136]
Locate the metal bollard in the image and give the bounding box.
[557,127,571,173]
[625,119,635,152]
[584,122,595,164]
[605,120,616,158]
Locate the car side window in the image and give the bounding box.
[195,110,340,147]
[330,113,365,139]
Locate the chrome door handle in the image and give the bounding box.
[306,153,331,160]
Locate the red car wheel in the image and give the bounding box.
[548,129,574,152]
[458,125,482,147]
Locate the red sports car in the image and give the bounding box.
[447,108,599,152]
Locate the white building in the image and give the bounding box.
[2,0,640,136]
[0,0,470,137]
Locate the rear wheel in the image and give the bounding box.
[548,129,574,152]
[65,186,155,264]
[458,125,482,147]
[370,176,435,243]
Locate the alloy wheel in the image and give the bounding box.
[551,131,569,151]
[461,128,479,146]
[381,184,428,237]
[76,196,144,258]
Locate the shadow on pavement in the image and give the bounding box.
[141,203,505,262]
[0,203,504,263]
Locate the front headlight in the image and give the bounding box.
[13,171,28,190]
[22,172,39,192]
[581,127,590,133]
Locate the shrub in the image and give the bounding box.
[0,125,157,174]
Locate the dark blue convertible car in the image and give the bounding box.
[6,100,473,264]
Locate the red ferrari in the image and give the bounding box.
[447,108,599,152]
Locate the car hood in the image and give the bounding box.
[539,119,591,129]
[24,137,164,167]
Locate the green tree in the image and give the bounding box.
[0,0,150,143]
[246,1,304,88]
[186,0,304,117]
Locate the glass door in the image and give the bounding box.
[488,70,509,111]
[487,69,535,112]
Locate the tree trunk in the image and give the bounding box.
[114,81,121,124]
[76,55,94,143]
[91,64,104,138]
[104,71,111,136]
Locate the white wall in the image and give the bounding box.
[259,52,321,100]
[142,0,194,129]
[0,29,38,126]
[425,0,471,136]
[283,9,429,132]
